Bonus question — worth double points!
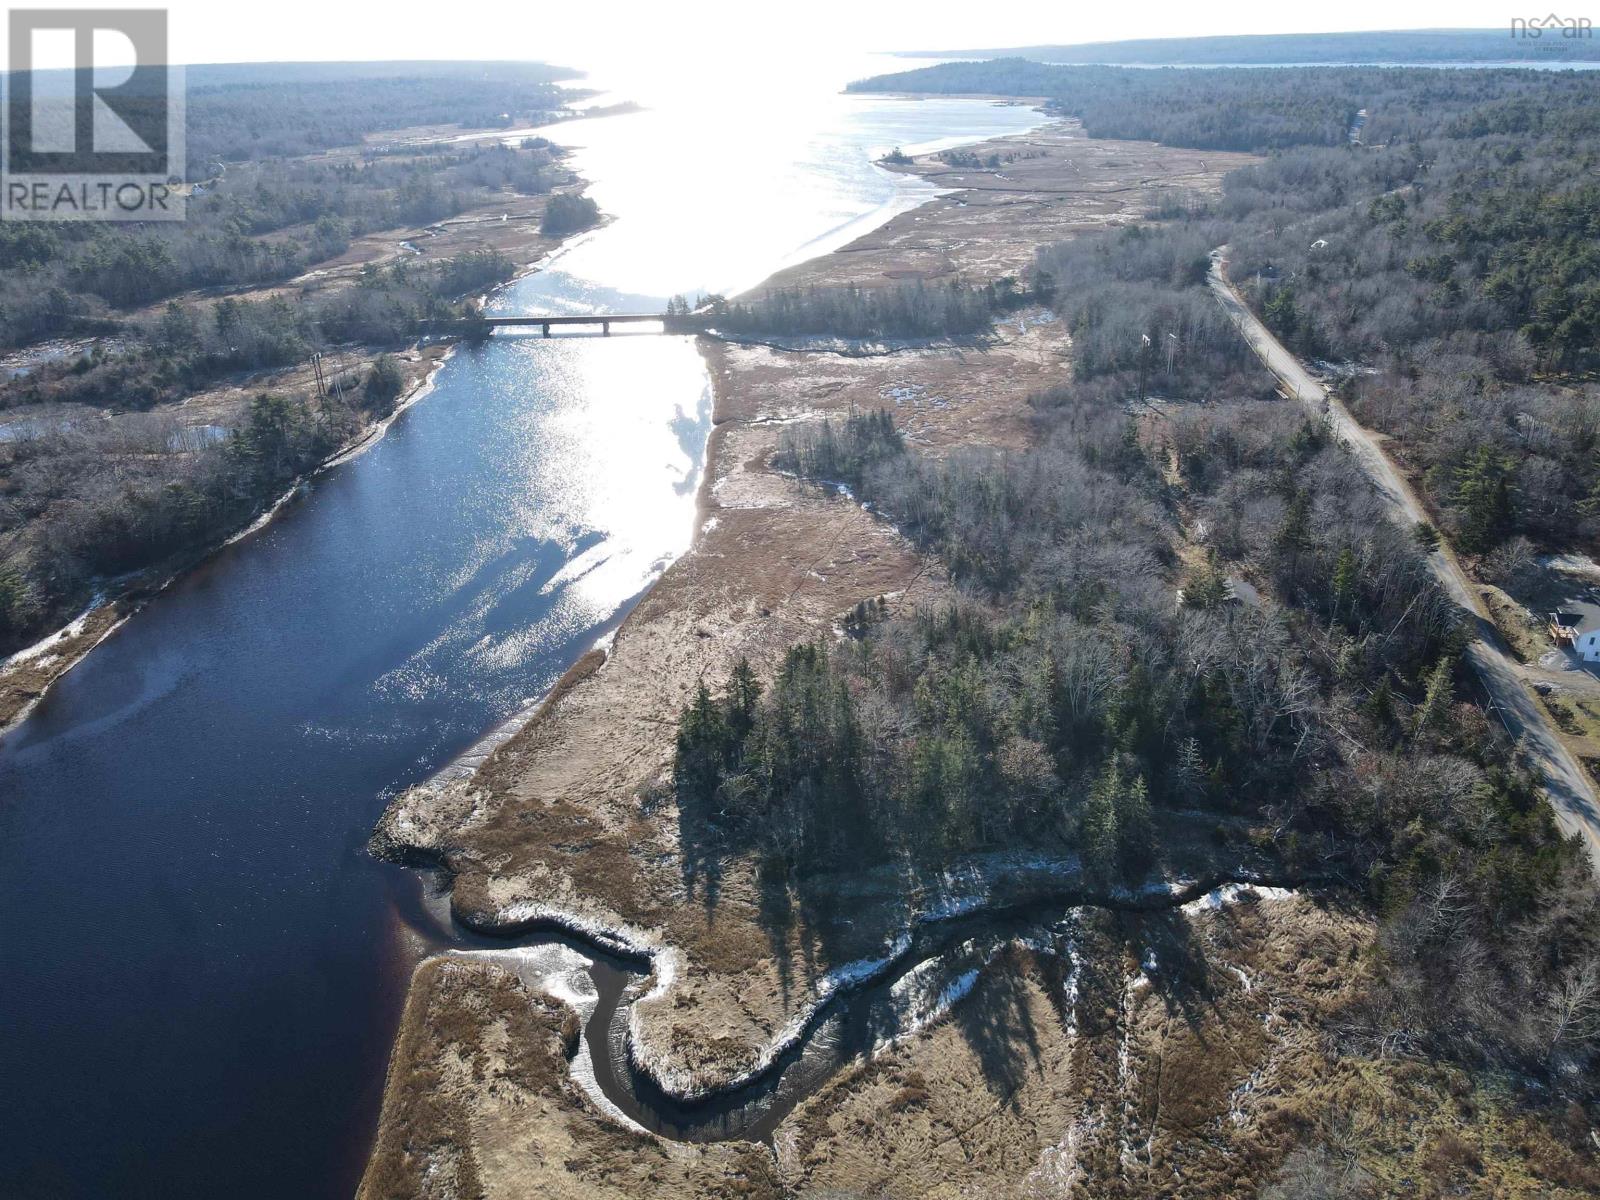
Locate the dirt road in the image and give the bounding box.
[1209,250,1600,869]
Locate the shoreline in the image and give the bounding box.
[360,117,1266,1193]
[0,346,452,740]
[366,113,1061,804]
[0,199,608,741]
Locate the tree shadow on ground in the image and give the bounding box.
[754,857,901,1014]
[674,790,725,920]
[950,943,1047,1103]
[1133,909,1219,1036]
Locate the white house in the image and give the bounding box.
[1579,629,1600,663]
[1555,612,1600,662]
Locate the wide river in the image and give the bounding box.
[0,57,1045,1200]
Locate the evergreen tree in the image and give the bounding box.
[1170,736,1206,805]
[229,393,307,485]
[1011,649,1060,748]
[1119,773,1153,869]
[1414,656,1455,736]
[1332,545,1358,621]
[1368,674,1396,730]
[1272,490,1313,580]
[1110,661,1161,763]
[364,354,406,410]
[1083,760,1121,877]
[0,561,28,638]
[1184,554,1230,609]
[674,681,729,808]
[1454,446,1515,553]
[724,657,761,744]
[1263,284,1302,343]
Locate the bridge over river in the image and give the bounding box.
[432,311,709,337]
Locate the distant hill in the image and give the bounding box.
[3,59,586,159]
[901,28,1600,65]
[182,60,580,88]
[6,59,581,98]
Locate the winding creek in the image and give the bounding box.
[0,59,1050,1199]
[416,870,1303,1147]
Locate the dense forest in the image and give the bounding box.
[539,193,602,237]
[853,59,1600,560]
[0,381,395,645]
[7,248,514,407]
[182,60,578,164]
[709,281,1017,340]
[1212,102,1600,557]
[0,139,569,350]
[907,27,1600,65]
[849,60,1600,151]
[674,62,1600,1124]
[0,61,586,349]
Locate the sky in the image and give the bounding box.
[0,0,1571,72]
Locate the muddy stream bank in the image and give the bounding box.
[395,865,1311,1145]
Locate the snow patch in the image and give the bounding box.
[1117,966,1149,1168]
[871,955,982,1053]
[880,382,925,405]
[452,942,650,1135]
[1028,1112,1099,1195]
[1180,882,1296,915]
[2,599,102,669]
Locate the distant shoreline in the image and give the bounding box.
[892,27,1600,68]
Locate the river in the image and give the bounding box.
[0,57,1046,1199]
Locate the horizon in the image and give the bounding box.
[0,26,1556,71]
[0,2,1553,70]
